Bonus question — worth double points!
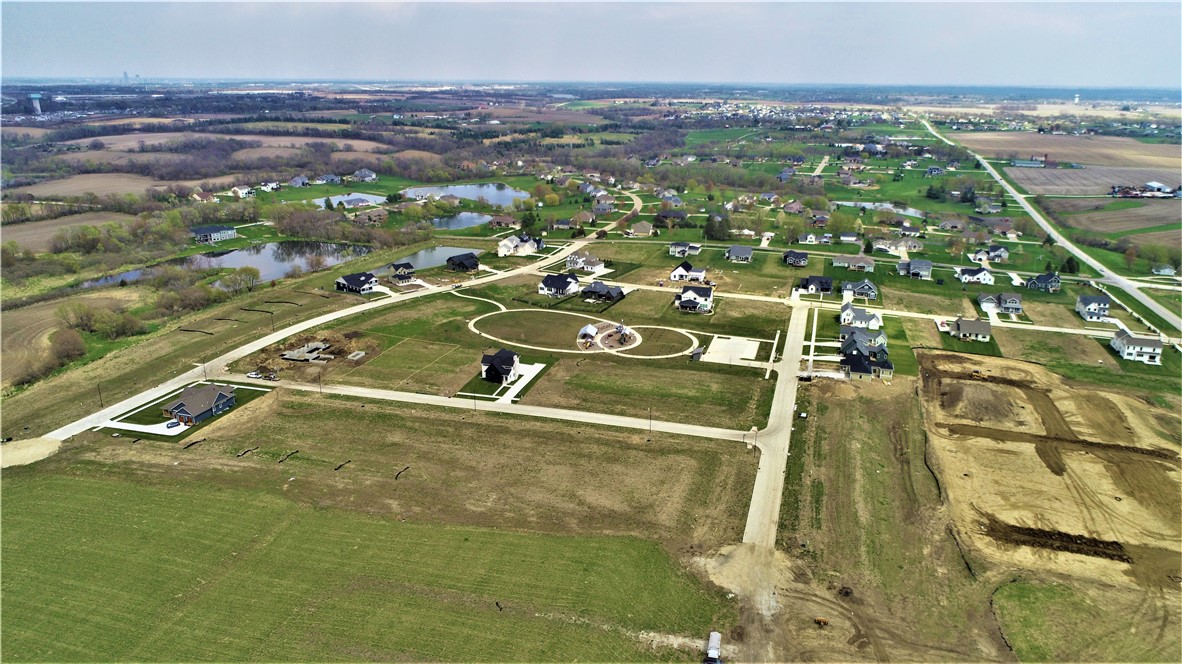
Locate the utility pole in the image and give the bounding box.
[97,383,104,408]
[269,312,275,333]
[318,367,323,395]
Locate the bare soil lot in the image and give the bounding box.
[1006,165,1182,196]
[917,351,1180,590]
[8,174,169,197]
[958,132,1182,168]
[8,173,240,197]
[61,131,391,153]
[1,287,145,388]
[55,151,189,166]
[1048,199,1181,244]
[1,211,138,252]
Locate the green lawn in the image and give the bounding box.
[114,381,270,429]
[1,473,732,662]
[884,318,918,376]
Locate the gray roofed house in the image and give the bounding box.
[353,168,378,182]
[897,259,933,279]
[288,175,309,187]
[725,245,754,263]
[842,279,879,300]
[629,221,654,237]
[669,241,703,257]
[833,254,876,273]
[948,316,992,342]
[839,302,882,329]
[1110,330,1163,365]
[161,384,236,425]
[1075,294,1111,322]
[978,292,1023,315]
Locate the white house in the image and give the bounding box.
[566,250,603,272]
[669,261,707,282]
[839,302,882,330]
[675,285,714,312]
[498,235,539,257]
[958,266,994,285]
[538,272,581,297]
[230,186,253,199]
[1110,330,1163,365]
[1075,295,1111,322]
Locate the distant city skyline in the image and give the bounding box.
[3,2,1180,89]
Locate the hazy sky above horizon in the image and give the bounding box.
[3,1,1180,88]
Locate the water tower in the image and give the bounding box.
[28,93,42,115]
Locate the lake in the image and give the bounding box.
[402,183,529,207]
[431,212,493,230]
[396,246,485,271]
[74,241,371,290]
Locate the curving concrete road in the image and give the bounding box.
[920,118,1182,335]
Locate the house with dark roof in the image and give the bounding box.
[161,384,236,425]
[1075,294,1111,322]
[948,317,992,342]
[675,285,714,312]
[655,209,688,224]
[481,348,520,385]
[798,232,820,245]
[725,245,754,263]
[335,272,378,294]
[539,272,581,297]
[316,174,341,185]
[898,224,923,237]
[1026,272,1061,293]
[488,215,519,229]
[840,327,888,350]
[191,225,238,244]
[388,262,415,285]
[782,250,809,267]
[446,252,480,272]
[842,279,879,300]
[1110,330,1163,365]
[670,261,707,282]
[582,281,625,302]
[669,242,703,257]
[777,168,796,183]
[840,353,895,382]
[799,276,833,295]
[978,292,1023,315]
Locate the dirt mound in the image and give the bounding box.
[1,437,61,468]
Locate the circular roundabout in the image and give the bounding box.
[469,309,696,359]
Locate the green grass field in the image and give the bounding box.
[1,473,732,662]
[939,333,1003,356]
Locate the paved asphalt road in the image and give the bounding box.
[921,119,1182,335]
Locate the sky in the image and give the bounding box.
[2,1,1180,88]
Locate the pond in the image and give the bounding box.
[431,212,493,230]
[73,241,371,290]
[304,192,387,208]
[398,245,485,270]
[402,183,529,207]
[834,201,926,218]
